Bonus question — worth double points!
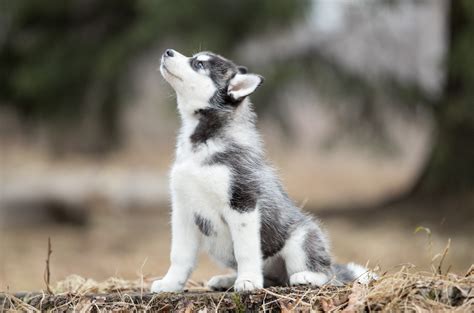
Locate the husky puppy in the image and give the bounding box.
[151,49,372,292]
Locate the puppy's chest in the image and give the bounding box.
[172,143,235,254]
[171,143,231,211]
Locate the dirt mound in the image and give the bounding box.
[1,266,473,312]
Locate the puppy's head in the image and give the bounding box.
[160,49,263,113]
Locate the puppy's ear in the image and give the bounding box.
[227,73,264,101]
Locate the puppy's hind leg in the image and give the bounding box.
[207,273,237,291]
[281,225,332,287]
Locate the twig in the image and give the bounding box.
[43,237,53,294]
[138,257,148,301]
[293,287,311,308]
[214,286,232,313]
[437,238,451,275]
[263,288,311,307]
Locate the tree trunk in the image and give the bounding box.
[413,0,474,195]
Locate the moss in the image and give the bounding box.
[231,293,245,313]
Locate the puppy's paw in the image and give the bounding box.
[207,274,237,291]
[234,273,263,292]
[290,271,328,287]
[150,279,183,293]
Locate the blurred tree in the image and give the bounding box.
[414,0,474,194]
[0,0,309,152]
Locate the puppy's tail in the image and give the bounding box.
[332,262,378,285]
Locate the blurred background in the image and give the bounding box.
[1,0,473,291]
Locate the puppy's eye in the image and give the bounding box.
[197,61,204,70]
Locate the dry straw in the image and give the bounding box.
[1,233,472,311]
[1,266,473,312]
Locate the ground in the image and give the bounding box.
[1,267,473,311]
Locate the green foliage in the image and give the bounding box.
[0,0,309,144]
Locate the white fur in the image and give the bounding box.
[196,54,211,62]
[150,198,201,292]
[347,262,378,284]
[280,225,311,275]
[279,225,329,286]
[160,50,216,116]
[207,273,237,290]
[228,73,262,100]
[225,208,263,290]
[289,271,329,286]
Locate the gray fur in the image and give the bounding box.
[332,263,358,284]
[193,213,216,236]
[304,226,332,274]
[263,256,289,287]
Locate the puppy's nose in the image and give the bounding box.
[165,49,175,57]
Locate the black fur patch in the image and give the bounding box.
[190,108,227,146]
[259,198,293,258]
[208,60,236,89]
[209,89,238,108]
[193,213,216,236]
[191,52,238,88]
[303,228,332,273]
[208,143,261,212]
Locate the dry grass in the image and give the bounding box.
[1,266,473,312]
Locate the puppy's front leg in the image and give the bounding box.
[151,206,200,292]
[226,208,263,291]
